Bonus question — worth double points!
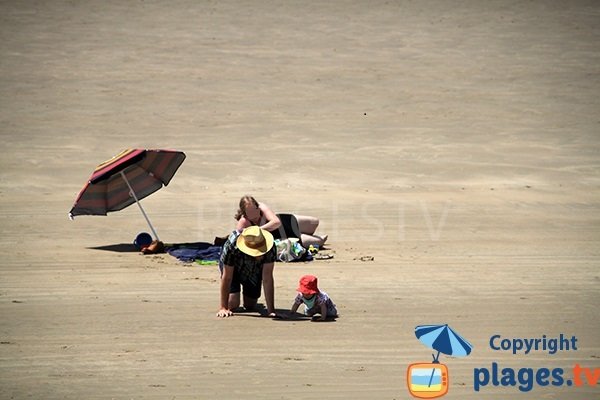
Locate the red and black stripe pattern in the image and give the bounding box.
[69,149,186,218]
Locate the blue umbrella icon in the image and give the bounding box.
[415,324,473,387]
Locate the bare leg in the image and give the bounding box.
[243,295,258,311]
[228,292,241,310]
[295,215,319,235]
[229,292,259,311]
[301,233,327,248]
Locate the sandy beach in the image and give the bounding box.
[1,1,599,399]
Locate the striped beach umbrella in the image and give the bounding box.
[415,324,473,360]
[69,149,186,241]
[415,324,473,388]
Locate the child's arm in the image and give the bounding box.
[288,302,300,318]
[319,301,327,321]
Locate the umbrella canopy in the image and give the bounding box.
[415,324,473,359]
[69,148,186,240]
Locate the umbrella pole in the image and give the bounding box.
[428,351,441,387]
[120,171,160,241]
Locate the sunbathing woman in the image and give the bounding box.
[234,195,328,249]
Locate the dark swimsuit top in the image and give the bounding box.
[246,209,301,242]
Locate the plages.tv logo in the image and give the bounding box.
[407,324,473,399]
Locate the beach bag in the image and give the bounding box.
[275,238,306,262]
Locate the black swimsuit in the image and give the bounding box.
[246,210,302,243]
[271,213,302,243]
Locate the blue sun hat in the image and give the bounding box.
[134,232,153,250]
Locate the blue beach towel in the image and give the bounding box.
[166,242,222,263]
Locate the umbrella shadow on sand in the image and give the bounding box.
[87,241,215,253]
[87,243,139,252]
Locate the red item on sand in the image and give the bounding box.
[297,275,319,295]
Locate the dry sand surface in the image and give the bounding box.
[1,1,599,399]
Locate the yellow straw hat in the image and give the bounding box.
[236,226,274,257]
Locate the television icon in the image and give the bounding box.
[407,362,449,399]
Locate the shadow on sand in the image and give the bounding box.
[87,243,139,252]
[87,241,215,253]
[231,305,338,322]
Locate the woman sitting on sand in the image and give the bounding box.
[234,195,328,249]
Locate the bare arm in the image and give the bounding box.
[262,262,275,316]
[319,301,327,321]
[217,265,234,318]
[259,203,281,232]
[236,216,251,232]
[289,301,300,318]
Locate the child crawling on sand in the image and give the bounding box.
[289,275,337,321]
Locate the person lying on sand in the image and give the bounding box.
[235,195,328,248]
